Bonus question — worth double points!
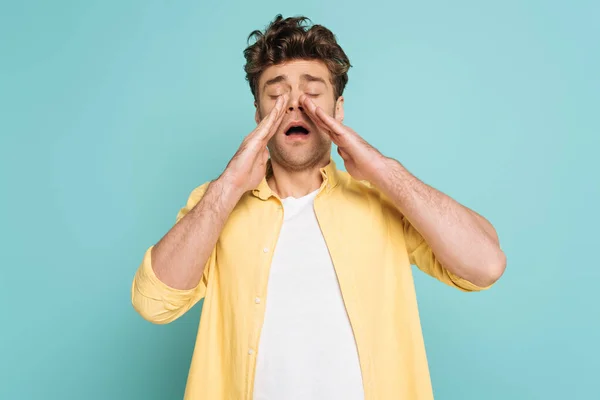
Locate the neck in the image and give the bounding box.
[267,155,331,199]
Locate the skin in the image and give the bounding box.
[299,91,506,287]
[150,59,506,290]
[253,59,345,198]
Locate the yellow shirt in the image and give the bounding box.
[131,159,491,399]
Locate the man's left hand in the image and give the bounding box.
[301,95,387,183]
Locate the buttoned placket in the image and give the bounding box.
[244,173,334,399]
[245,196,285,399]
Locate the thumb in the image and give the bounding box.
[261,147,269,165]
[337,146,350,161]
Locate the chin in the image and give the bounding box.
[272,149,330,172]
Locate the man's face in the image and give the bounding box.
[255,59,344,171]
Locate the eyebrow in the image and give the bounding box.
[263,75,289,91]
[300,74,327,85]
[262,73,327,92]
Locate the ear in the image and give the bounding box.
[334,96,345,123]
[254,100,260,125]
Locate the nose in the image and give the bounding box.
[285,93,304,114]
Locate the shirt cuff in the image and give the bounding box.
[447,269,493,292]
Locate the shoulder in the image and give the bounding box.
[188,181,212,199]
[335,170,385,202]
[175,181,212,222]
[183,181,212,206]
[335,170,406,222]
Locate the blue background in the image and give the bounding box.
[1,1,598,399]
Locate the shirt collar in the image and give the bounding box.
[251,157,340,201]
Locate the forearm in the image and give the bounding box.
[373,157,506,287]
[151,178,242,290]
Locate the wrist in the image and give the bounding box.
[213,174,246,207]
[367,155,395,188]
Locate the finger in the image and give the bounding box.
[300,95,338,139]
[314,105,346,137]
[300,95,344,138]
[255,95,284,137]
[256,95,287,140]
[260,146,269,166]
[300,94,318,117]
[264,97,288,142]
[300,95,326,128]
[337,146,349,161]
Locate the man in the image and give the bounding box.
[131,14,506,400]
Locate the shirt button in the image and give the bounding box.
[255,297,261,304]
[263,247,269,253]
[248,349,254,355]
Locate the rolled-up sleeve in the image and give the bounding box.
[405,233,492,292]
[131,182,214,324]
[377,185,492,292]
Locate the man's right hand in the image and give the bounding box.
[135,95,288,298]
[219,94,288,195]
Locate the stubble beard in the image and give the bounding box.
[260,107,335,173]
[267,132,332,172]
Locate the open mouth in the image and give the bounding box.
[285,126,310,136]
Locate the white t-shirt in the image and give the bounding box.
[253,189,365,400]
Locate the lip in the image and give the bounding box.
[282,120,311,136]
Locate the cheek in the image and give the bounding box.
[312,97,335,114]
[259,100,277,119]
[316,103,337,119]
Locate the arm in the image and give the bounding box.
[300,94,506,289]
[131,94,288,323]
[371,158,506,287]
[151,179,241,290]
[130,180,238,323]
[130,180,240,324]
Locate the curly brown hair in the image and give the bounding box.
[243,15,352,101]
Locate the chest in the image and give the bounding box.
[213,195,397,294]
